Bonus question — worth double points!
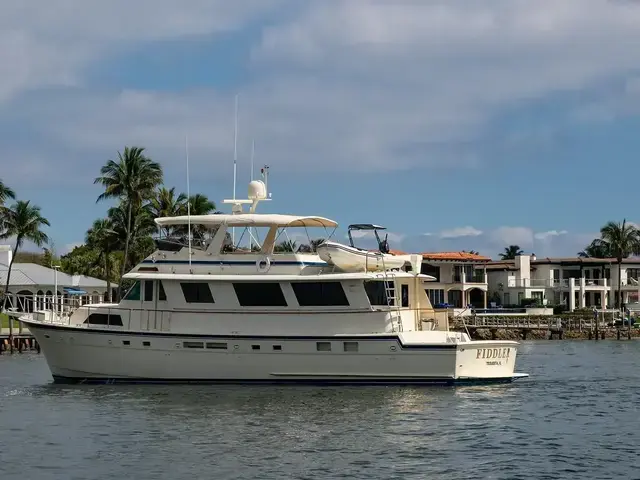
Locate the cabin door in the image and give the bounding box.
[142,280,155,330]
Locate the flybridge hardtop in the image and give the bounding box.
[155,213,338,229]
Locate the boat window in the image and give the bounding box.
[401,284,409,308]
[364,281,394,306]
[316,341,332,351]
[123,281,141,301]
[144,281,153,302]
[206,342,227,350]
[180,283,215,303]
[158,281,167,301]
[183,341,204,349]
[343,341,359,352]
[233,282,287,307]
[290,281,349,306]
[83,313,123,326]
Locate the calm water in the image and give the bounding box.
[1,342,640,480]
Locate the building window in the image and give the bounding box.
[183,341,204,349]
[180,283,215,303]
[531,291,543,302]
[233,282,287,307]
[158,281,167,301]
[316,342,331,351]
[426,289,445,306]
[83,313,123,326]
[290,281,349,306]
[123,281,141,301]
[144,281,153,302]
[343,341,359,352]
[420,263,440,282]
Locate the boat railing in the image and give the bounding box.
[7,294,174,332]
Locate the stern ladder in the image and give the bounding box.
[379,254,402,333]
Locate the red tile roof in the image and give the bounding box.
[421,251,491,261]
[388,250,491,262]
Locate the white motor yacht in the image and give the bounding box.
[11,171,528,385]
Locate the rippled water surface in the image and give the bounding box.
[2,341,640,479]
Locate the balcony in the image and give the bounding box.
[507,278,551,288]
[452,273,487,284]
[552,278,609,289]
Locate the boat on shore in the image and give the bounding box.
[10,173,528,385]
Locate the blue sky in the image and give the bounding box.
[2,0,640,259]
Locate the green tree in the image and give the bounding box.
[94,146,163,299]
[499,245,523,260]
[0,201,49,336]
[86,218,119,302]
[600,219,640,308]
[0,178,15,206]
[577,238,612,258]
[274,239,297,253]
[148,187,187,236]
[0,178,16,233]
[108,202,156,269]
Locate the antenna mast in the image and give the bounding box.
[186,134,192,266]
[250,139,255,181]
[232,93,239,245]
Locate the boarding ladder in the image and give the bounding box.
[378,254,402,333]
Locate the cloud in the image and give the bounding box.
[1,0,640,188]
[0,0,286,102]
[439,226,483,239]
[396,225,599,258]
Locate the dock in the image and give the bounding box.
[452,316,638,340]
[0,327,39,353]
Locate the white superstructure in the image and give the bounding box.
[13,174,528,385]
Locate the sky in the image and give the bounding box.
[2,0,640,259]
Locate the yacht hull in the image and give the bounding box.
[24,321,527,385]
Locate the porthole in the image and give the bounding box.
[389,345,397,352]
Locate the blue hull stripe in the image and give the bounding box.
[27,322,457,350]
[141,259,328,267]
[52,375,519,386]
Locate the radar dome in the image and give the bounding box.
[248,180,267,200]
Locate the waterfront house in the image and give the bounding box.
[486,254,640,311]
[390,250,490,315]
[0,245,115,311]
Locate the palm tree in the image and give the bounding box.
[86,218,118,302]
[0,179,16,232]
[274,239,297,253]
[578,239,612,258]
[499,245,523,260]
[108,203,156,268]
[600,219,640,309]
[148,187,187,236]
[178,193,217,238]
[94,146,163,299]
[0,179,15,206]
[0,201,49,343]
